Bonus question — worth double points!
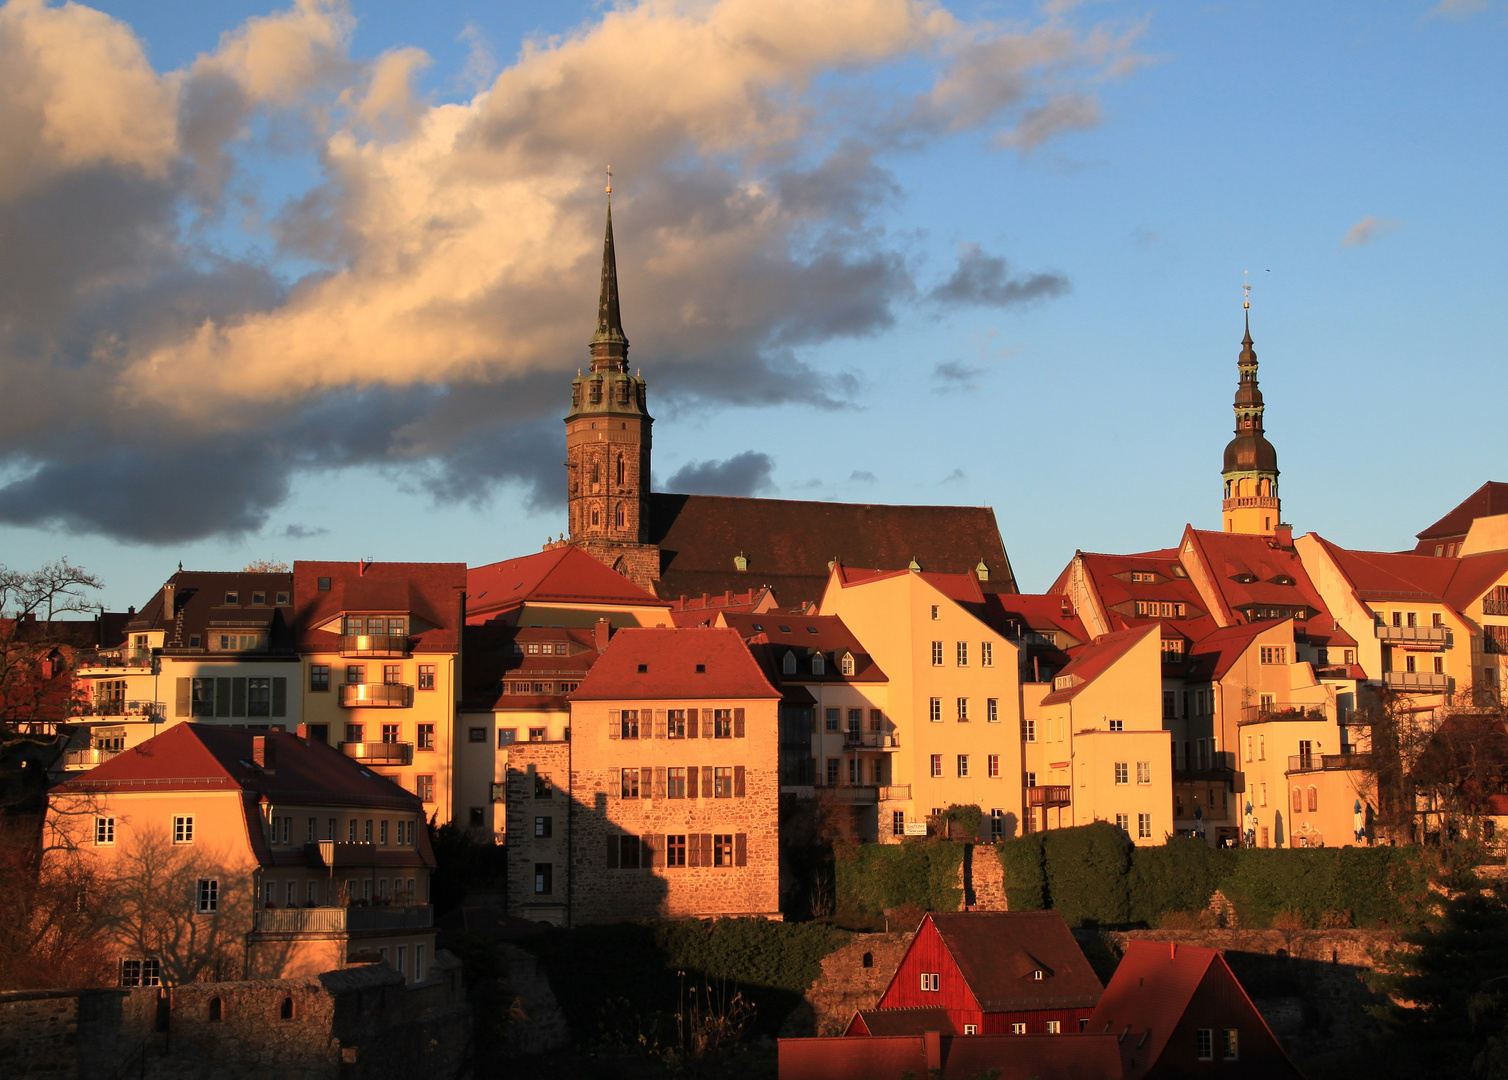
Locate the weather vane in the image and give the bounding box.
[606,165,612,197]
[1243,270,1251,311]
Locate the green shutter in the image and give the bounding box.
[271,677,287,718]
[175,678,190,717]
[214,678,231,718]
[231,678,247,717]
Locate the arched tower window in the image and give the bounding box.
[615,504,625,528]
[590,461,600,485]
[279,996,295,1020]
[617,454,625,486]
[591,508,600,527]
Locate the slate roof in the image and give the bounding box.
[568,627,781,701]
[466,546,669,624]
[923,912,1104,1011]
[648,493,1016,605]
[292,561,465,653]
[1416,481,1508,545]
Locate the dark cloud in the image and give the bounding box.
[932,360,985,393]
[941,468,966,484]
[282,524,329,539]
[663,452,776,497]
[931,244,1069,308]
[850,470,877,482]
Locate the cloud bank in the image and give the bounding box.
[0,0,1137,542]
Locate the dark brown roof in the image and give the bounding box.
[648,493,1016,605]
[926,912,1103,1011]
[460,624,600,710]
[723,612,888,685]
[1416,481,1508,544]
[128,571,297,653]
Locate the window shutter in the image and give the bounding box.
[175,678,190,717]
[641,767,653,799]
[687,766,699,799]
[657,835,671,868]
[734,708,746,738]
[734,765,746,798]
[642,704,654,729]
[642,836,657,868]
[271,677,287,717]
[655,710,667,739]
[702,766,714,797]
[654,767,667,798]
[610,768,620,795]
[214,678,232,718]
[231,677,247,718]
[687,709,699,738]
[702,715,714,739]
[735,833,747,867]
[701,834,713,863]
[606,835,619,868]
[688,833,701,867]
[608,710,620,739]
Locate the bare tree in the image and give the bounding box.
[0,559,104,730]
[241,559,289,572]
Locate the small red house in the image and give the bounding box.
[780,1031,1124,1080]
[851,912,1103,1036]
[1089,939,1305,1079]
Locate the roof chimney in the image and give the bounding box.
[1273,523,1293,548]
[253,734,275,773]
[923,1030,941,1072]
[162,581,175,620]
[595,617,612,653]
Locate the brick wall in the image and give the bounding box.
[503,742,573,922]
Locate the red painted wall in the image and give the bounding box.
[979,1008,1094,1035]
[1151,961,1303,1078]
[877,920,981,1014]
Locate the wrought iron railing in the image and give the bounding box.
[339,741,414,765]
[338,683,413,708]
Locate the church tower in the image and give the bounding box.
[1221,293,1280,534]
[565,195,660,588]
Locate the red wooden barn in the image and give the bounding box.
[1090,939,1305,1079]
[848,912,1103,1037]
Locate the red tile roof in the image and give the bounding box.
[1309,535,1508,610]
[649,493,1017,606]
[568,627,781,701]
[983,593,1089,643]
[723,613,888,685]
[1049,550,1218,640]
[778,1033,1122,1080]
[921,912,1104,1011]
[847,1007,957,1036]
[1184,622,1274,681]
[54,723,425,815]
[1416,481,1508,543]
[665,587,775,625]
[467,546,669,623]
[833,564,987,606]
[460,625,600,710]
[1041,626,1158,705]
[292,561,465,653]
[1180,528,1333,626]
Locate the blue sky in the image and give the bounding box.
[0,0,1503,610]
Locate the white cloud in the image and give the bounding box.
[1340,214,1403,249]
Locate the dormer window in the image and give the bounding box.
[841,653,855,676]
[317,577,331,591]
[812,654,825,675]
[275,592,290,605]
[782,652,797,675]
[224,592,238,605]
[806,626,819,634]
[252,592,266,605]
[1033,970,1044,981]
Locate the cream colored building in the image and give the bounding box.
[817,565,1023,842]
[46,725,436,985]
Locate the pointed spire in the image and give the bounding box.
[589,168,628,365]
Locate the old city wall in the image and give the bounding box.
[782,930,915,1037]
[0,954,470,1080]
[504,742,573,921]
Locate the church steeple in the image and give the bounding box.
[1221,288,1280,535]
[564,177,659,590]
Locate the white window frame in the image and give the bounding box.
[931,641,943,666]
[1114,762,1129,785]
[920,972,940,991]
[173,815,194,844]
[981,642,993,668]
[95,817,115,845]
[196,878,218,914]
[1196,1028,1213,1061]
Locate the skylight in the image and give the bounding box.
[779,625,792,633]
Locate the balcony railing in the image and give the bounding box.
[252,905,433,934]
[339,741,414,765]
[1028,785,1072,808]
[1485,599,1508,616]
[73,649,153,671]
[1376,625,1448,646]
[842,731,899,749]
[878,784,911,801]
[1384,670,1449,690]
[1222,495,1280,511]
[338,683,413,708]
[339,634,410,658]
[821,785,878,804]
[1239,706,1328,725]
[62,748,121,770]
[72,699,162,720]
[1288,752,1375,773]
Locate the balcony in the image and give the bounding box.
[1376,624,1448,646]
[1222,495,1281,512]
[842,731,900,749]
[252,905,433,934]
[338,683,413,708]
[62,748,121,770]
[1486,599,1508,616]
[1239,706,1328,725]
[1288,752,1375,774]
[72,698,162,721]
[1384,670,1449,691]
[303,840,378,868]
[339,634,410,658]
[1028,785,1072,808]
[878,784,911,801]
[819,785,878,804]
[340,741,414,766]
[73,649,153,672]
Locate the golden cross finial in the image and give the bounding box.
[606,165,612,197]
[1243,270,1250,310]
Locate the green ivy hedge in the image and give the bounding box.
[833,839,964,919]
[997,825,1430,929]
